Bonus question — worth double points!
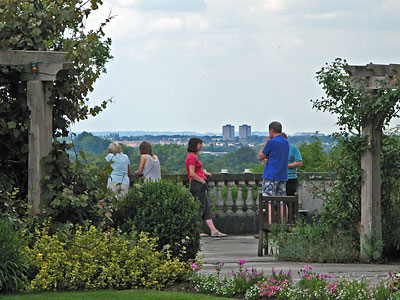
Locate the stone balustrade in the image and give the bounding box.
[154,172,334,217]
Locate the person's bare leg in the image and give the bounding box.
[205,219,217,232]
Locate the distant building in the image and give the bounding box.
[222,124,235,140]
[239,124,251,139]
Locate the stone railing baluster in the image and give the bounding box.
[215,181,225,217]
[225,181,235,216]
[207,181,215,214]
[246,180,256,216]
[235,180,246,216]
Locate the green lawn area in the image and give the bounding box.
[0,289,234,300]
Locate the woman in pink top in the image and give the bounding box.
[186,138,226,237]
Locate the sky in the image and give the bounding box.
[71,0,400,135]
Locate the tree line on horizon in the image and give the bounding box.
[66,132,332,174]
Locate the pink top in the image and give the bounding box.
[185,153,206,181]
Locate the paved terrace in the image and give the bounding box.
[199,235,400,282]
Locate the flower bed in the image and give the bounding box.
[190,260,400,300]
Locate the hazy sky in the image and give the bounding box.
[71,0,400,135]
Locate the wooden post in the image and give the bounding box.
[27,81,53,215]
[345,63,400,260]
[0,50,72,216]
[360,119,382,260]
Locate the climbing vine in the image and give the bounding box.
[312,59,400,258]
[0,0,113,215]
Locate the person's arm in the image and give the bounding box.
[128,165,132,176]
[289,161,302,168]
[135,155,147,174]
[258,137,271,160]
[189,164,206,184]
[204,170,212,177]
[289,147,303,169]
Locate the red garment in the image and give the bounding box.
[185,153,206,181]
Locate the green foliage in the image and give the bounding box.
[315,135,363,236]
[153,144,187,174]
[113,181,201,260]
[40,141,115,230]
[0,187,27,223]
[361,229,384,262]
[27,225,190,291]
[311,59,400,260]
[0,0,112,205]
[0,219,28,293]
[201,146,260,174]
[71,132,110,155]
[298,137,329,172]
[312,58,400,133]
[270,220,359,263]
[311,133,400,258]
[192,262,278,299]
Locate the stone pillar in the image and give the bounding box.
[360,119,382,260]
[27,81,53,216]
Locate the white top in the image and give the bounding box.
[105,153,130,186]
[143,154,161,182]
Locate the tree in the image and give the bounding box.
[298,137,328,172]
[0,0,113,208]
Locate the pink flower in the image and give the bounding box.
[238,259,247,266]
[190,263,200,271]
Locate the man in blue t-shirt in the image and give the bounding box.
[258,121,289,196]
[281,132,303,196]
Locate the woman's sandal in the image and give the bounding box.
[211,230,227,237]
[200,233,209,237]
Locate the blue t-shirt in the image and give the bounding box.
[105,153,131,186]
[262,135,289,181]
[288,144,302,180]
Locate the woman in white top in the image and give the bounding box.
[135,141,161,182]
[105,142,131,196]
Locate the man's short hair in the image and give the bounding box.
[269,121,282,134]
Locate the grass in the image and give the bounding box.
[0,289,234,300]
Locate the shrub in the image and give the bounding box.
[27,224,190,291]
[0,219,28,293]
[113,180,201,260]
[40,142,115,231]
[270,220,359,263]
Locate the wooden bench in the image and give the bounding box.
[257,193,299,256]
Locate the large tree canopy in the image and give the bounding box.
[0,0,112,201]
